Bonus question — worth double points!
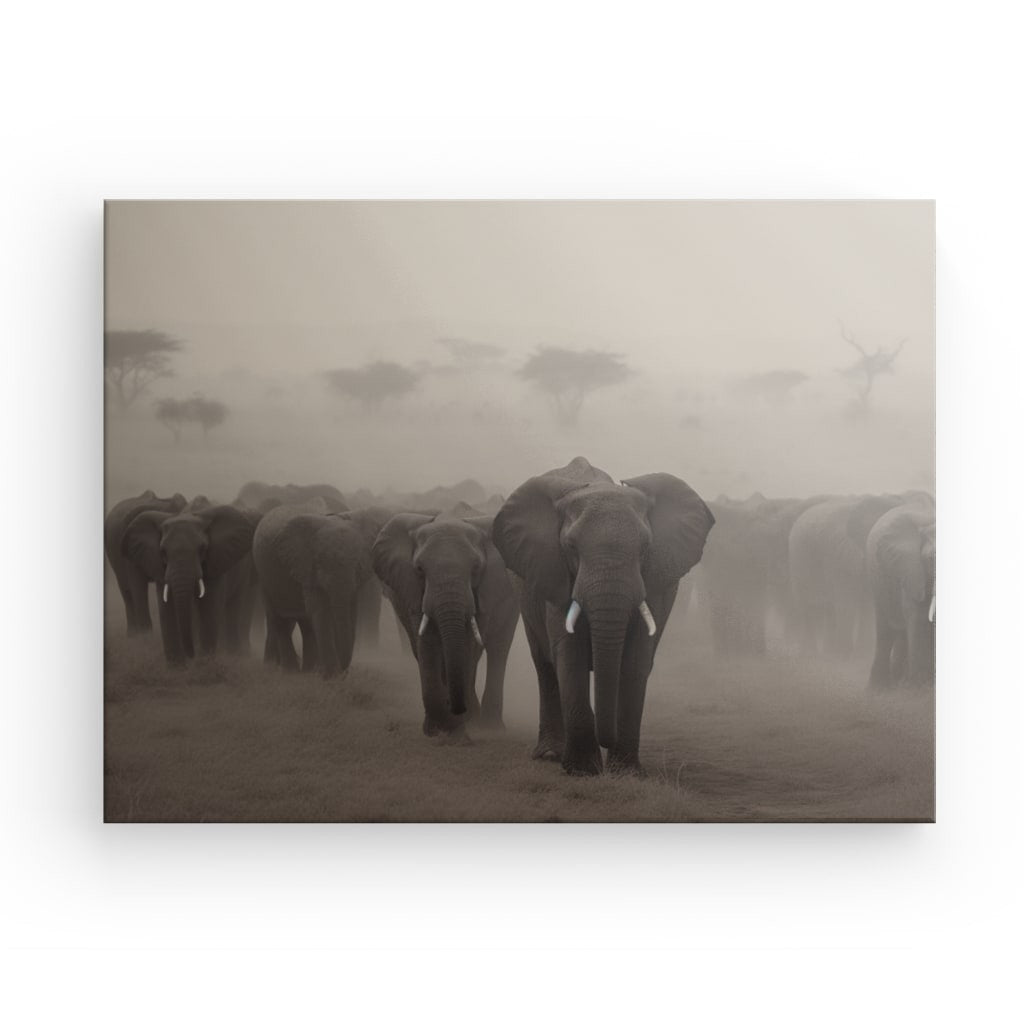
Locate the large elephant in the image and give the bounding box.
[372,511,519,735]
[104,489,187,635]
[699,493,828,655]
[788,493,924,657]
[120,502,257,665]
[866,504,936,687]
[253,505,390,679]
[492,457,714,775]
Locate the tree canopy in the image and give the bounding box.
[105,330,183,410]
[155,394,229,442]
[325,361,420,409]
[519,346,632,424]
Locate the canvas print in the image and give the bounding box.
[103,201,935,822]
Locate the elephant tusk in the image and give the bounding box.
[198,578,205,599]
[565,600,582,634]
[928,594,936,624]
[639,600,657,637]
[418,614,429,637]
[162,583,169,604]
[470,616,483,645]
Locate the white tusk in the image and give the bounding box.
[565,600,582,634]
[639,600,657,637]
[162,583,169,603]
[928,594,936,624]
[198,578,205,599]
[470,616,483,645]
[418,614,429,637]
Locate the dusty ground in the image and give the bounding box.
[103,587,934,823]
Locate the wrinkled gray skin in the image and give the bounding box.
[120,502,256,665]
[236,482,387,654]
[788,493,931,657]
[493,457,714,776]
[105,490,187,635]
[699,493,828,655]
[253,506,391,679]
[373,512,520,735]
[867,504,936,687]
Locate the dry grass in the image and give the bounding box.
[103,600,934,822]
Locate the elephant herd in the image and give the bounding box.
[104,458,935,776]
[695,489,936,685]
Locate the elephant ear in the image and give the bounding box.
[121,510,171,582]
[622,473,716,585]
[874,514,929,603]
[492,475,582,606]
[200,505,256,579]
[372,513,433,624]
[465,516,514,615]
[847,495,900,550]
[340,507,394,551]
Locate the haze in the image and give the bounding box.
[104,201,934,503]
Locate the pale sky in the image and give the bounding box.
[105,201,934,380]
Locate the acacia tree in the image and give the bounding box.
[105,330,183,410]
[154,394,229,442]
[519,347,631,425]
[838,322,906,412]
[325,361,420,411]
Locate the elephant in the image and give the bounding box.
[104,489,187,635]
[699,493,828,655]
[788,492,927,657]
[492,456,714,775]
[372,510,520,735]
[866,504,936,688]
[120,502,257,665]
[235,481,349,514]
[253,505,391,678]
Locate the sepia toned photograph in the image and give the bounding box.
[103,200,935,822]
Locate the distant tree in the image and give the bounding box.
[838,322,906,413]
[325,361,420,410]
[188,395,229,439]
[105,330,183,410]
[154,393,229,443]
[154,397,188,442]
[519,347,631,425]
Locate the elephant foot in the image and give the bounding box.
[422,714,467,739]
[531,735,564,761]
[606,752,645,777]
[476,712,505,732]
[561,739,603,776]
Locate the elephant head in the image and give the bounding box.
[121,504,255,660]
[493,467,714,750]
[373,512,505,717]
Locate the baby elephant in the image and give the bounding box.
[373,512,519,735]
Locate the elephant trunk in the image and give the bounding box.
[169,576,196,659]
[435,602,470,716]
[586,594,632,749]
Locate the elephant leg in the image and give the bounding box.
[906,614,934,686]
[298,618,319,673]
[330,593,359,678]
[479,638,512,730]
[463,646,483,720]
[117,582,137,634]
[417,635,462,735]
[267,611,299,672]
[870,607,896,689]
[157,596,184,667]
[354,578,382,652]
[553,635,602,776]
[608,589,671,774]
[522,613,563,759]
[197,583,222,657]
[124,568,153,635]
[891,630,908,682]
